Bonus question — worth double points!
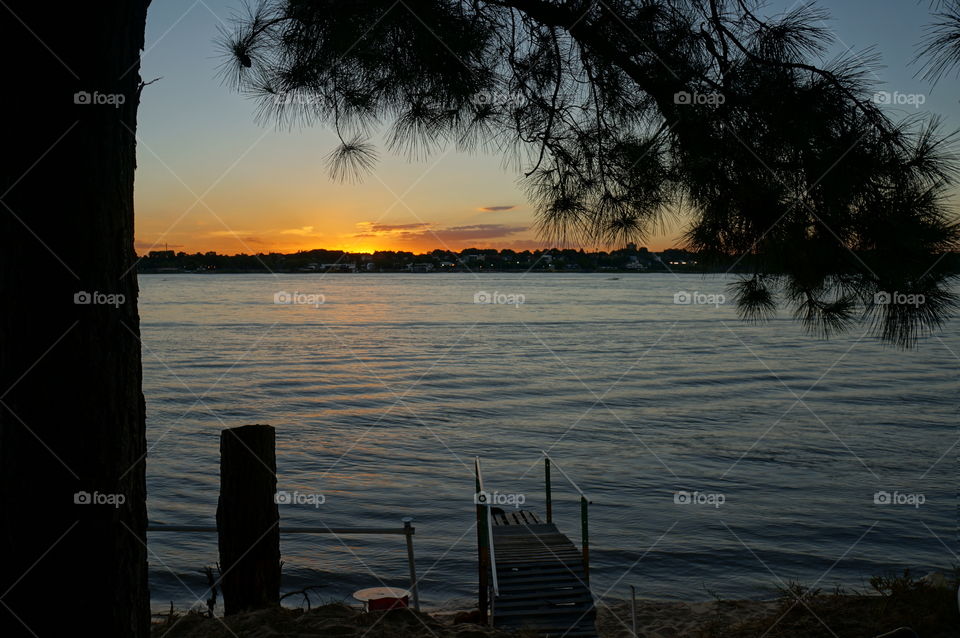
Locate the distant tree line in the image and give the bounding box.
[135,245,756,273]
[139,245,959,274]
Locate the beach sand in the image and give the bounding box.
[596,599,781,637]
[151,583,957,637]
[149,599,785,637]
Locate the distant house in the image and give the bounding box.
[318,263,356,272]
[438,261,456,269]
[408,262,435,272]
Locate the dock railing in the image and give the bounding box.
[541,451,591,584]
[147,519,420,611]
[474,456,499,623]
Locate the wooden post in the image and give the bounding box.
[545,456,552,524]
[216,425,280,615]
[402,517,420,611]
[580,496,589,586]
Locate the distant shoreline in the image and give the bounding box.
[137,269,728,275]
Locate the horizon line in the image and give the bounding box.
[139,244,686,258]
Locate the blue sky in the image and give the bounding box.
[134,0,960,255]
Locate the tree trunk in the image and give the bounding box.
[0,2,151,636]
[216,425,281,615]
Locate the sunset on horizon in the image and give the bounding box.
[132,0,958,258]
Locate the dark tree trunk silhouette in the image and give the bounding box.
[0,2,151,636]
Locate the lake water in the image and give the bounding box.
[140,273,958,612]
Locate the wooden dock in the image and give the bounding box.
[491,509,597,636]
[476,456,597,637]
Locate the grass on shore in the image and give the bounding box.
[150,602,537,638]
[151,570,957,637]
[697,570,958,638]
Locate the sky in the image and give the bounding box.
[134,0,960,256]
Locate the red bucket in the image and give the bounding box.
[367,594,409,611]
[354,587,411,611]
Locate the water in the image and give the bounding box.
[141,273,958,612]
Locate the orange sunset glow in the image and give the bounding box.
[133,67,681,256]
[134,166,680,255]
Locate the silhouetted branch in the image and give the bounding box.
[280,585,327,610]
[217,0,960,347]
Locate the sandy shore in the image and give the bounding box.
[150,599,784,637]
[151,583,957,638]
[596,599,781,637]
[151,604,523,637]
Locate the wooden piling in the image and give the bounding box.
[216,424,280,615]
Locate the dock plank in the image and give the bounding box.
[489,511,596,637]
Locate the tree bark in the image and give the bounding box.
[216,425,281,615]
[0,1,151,636]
